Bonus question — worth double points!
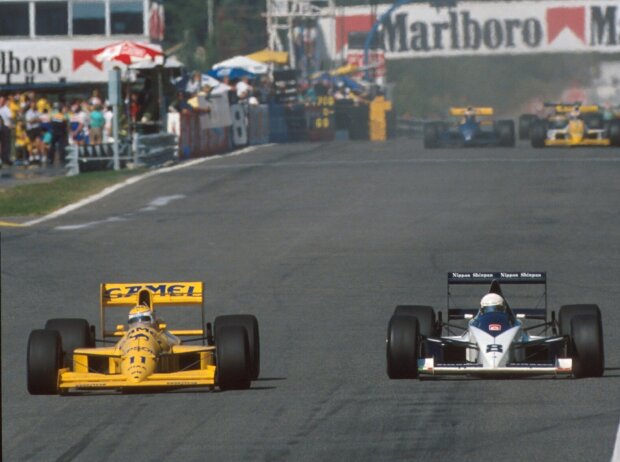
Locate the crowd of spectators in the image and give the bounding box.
[0,89,113,168]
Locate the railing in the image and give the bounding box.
[65,132,178,176]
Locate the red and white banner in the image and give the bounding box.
[321,0,620,59]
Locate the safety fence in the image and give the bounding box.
[66,97,395,174]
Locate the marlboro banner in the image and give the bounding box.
[322,0,620,59]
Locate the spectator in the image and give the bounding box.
[89,104,105,145]
[170,91,193,115]
[0,117,11,166]
[129,93,141,125]
[69,103,86,146]
[104,103,114,142]
[14,121,30,165]
[185,71,202,95]
[25,101,43,163]
[89,89,102,107]
[50,104,69,165]
[236,76,253,101]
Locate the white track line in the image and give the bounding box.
[612,417,620,462]
[21,145,268,227]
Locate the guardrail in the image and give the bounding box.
[65,132,178,176]
[396,117,425,138]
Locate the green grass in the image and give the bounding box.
[0,169,147,217]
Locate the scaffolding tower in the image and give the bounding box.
[266,0,335,70]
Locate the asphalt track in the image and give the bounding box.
[2,139,620,461]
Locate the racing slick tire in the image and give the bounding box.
[45,318,94,369]
[582,113,603,130]
[608,120,620,146]
[530,121,547,148]
[518,114,537,139]
[496,120,516,147]
[423,123,440,149]
[558,304,603,377]
[387,314,419,379]
[570,315,604,378]
[216,325,251,390]
[215,315,260,380]
[393,305,437,338]
[27,329,62,395]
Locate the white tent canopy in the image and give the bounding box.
[212,56,268,74]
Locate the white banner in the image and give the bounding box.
[323,0,620,59]
[0,39,161,85]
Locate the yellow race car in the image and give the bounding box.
[27,282,260,394]
[530,103,620,147]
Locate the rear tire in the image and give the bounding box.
[423,123,439,149]
[518,114,537,139]
[27,329,62,395]
[530,121,547,148]
[216,325,251,390]
[386,315,419,379]
[570,315,604,378]
[559,304,604,378]
[214,315,260,380]
[496,120,515,147]
[45,318,94,369]
[608,120,620,146]
[393,305,437,338]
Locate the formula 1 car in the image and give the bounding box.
[27,282,260,394]
[526,103,620,147]
[423,107,515,148]
[386,272,604,379]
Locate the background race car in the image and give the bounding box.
[27,282,260,394]
[521,103,620,147]
[386,272,604,379]
[423,107,515,148]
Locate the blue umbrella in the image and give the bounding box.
[207,67,256,80]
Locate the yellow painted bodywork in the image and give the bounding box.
[554,104,599,113]
[450,107,494,116]
[57,282,218,392]
[544,119,611,146]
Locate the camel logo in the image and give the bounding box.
[546,6,586,44]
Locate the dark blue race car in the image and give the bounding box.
[423,106,515,148]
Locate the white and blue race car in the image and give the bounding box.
[386,272,604,379]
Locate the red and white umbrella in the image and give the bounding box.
[95,41,163,66]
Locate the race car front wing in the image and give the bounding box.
[418,357,572,376]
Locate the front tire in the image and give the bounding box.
[530,121,547,148]
[216,325,251,390]
[570,315,604,378]
[386,315,419,379]
[393,305,437,338]
[27,329,62,395]
[423,123,439,149]
[45,318,94,369]
[608,120,620,146]
[496,120,515,147]
[214,315,260,380]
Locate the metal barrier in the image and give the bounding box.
[65,132,178,175]
[396,117,425,138]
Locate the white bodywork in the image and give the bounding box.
[418,319,572,377]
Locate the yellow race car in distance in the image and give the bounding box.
[530,103,620,147]
[27,282,260,394]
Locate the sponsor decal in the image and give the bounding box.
[489,323,502,332]
[486,344,503,353]
[0,51,62,76]
[106,284,196,299]
[547,7,586,43]
[73,48,104,71]
[328,2,620,59]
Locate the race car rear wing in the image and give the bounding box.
[449,107,493,116]
[447,272,547,320]
[100,282,205,338]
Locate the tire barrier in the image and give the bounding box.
[231,104,248,148]
[248,105,270,145]
[306,96,335,142]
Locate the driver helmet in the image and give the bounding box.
[128,305,156,328]
[479,293,506,315]
[569,105,581,119]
